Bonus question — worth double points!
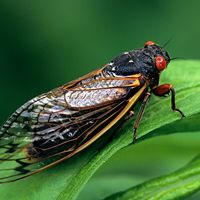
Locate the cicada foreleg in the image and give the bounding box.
[152,84,185,118]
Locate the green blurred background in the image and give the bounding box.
[0,0,200,199]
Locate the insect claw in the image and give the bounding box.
[133,128,137,143]
[174,108,186,119]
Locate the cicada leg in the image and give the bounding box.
[133,92,151,142]
[152,84,185,118]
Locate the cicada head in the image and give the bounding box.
[134,40,172,87]
[144,41,171,72]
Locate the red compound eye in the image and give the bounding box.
[144,41,155,47]
[155,56,167,71]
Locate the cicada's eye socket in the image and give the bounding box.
[144,41,155,47]
[155,56,167,71]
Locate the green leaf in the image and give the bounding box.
[104,153,200,200]
[0,60,200,200]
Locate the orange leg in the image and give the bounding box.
[152,84,185,118]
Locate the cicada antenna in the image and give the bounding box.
[162,36,174,49]
[170,57,186,61]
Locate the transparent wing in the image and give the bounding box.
[0,71,143,183]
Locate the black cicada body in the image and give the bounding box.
[0,41,184,183]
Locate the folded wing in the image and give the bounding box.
[0,69,143,183]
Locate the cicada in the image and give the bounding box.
[0,41,184,183]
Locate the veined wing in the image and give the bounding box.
[0,69,145,183]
